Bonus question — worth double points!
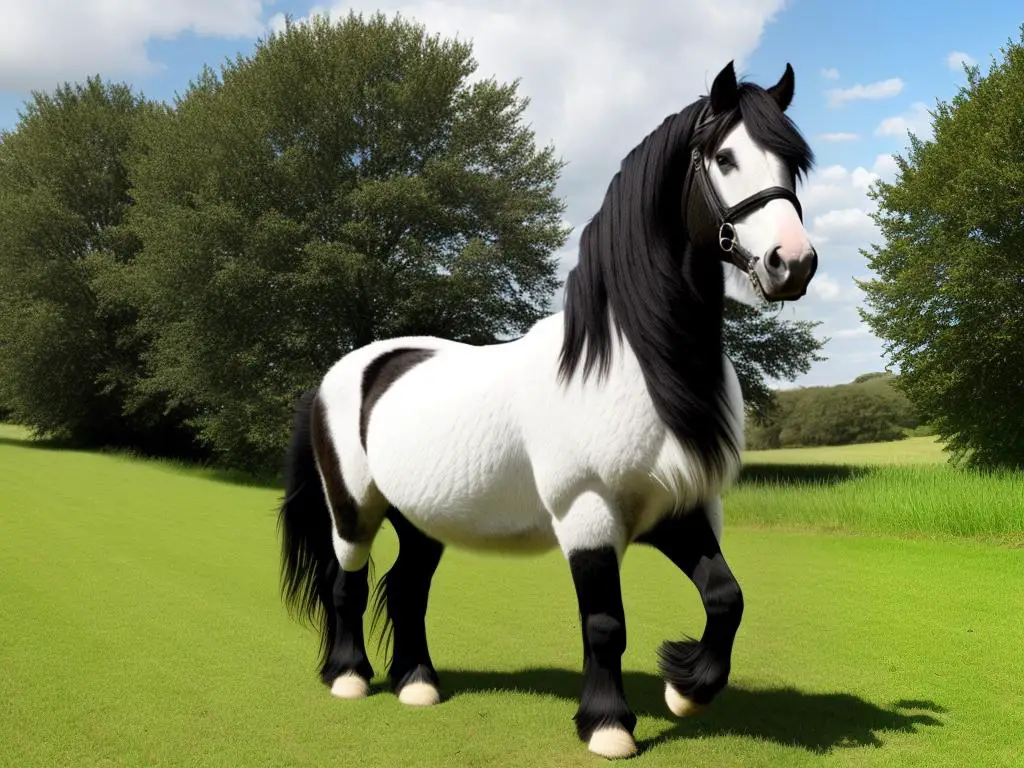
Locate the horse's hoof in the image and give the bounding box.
[587,726,637,759]
[330,672,369,700]
[397,681,440,707]
[664,682,704,717]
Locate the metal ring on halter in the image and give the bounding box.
[718,222,736,252]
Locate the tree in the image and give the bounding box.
[859,27,1024,469]
[745,373,921,450]
[723,298,827,423]
[0,78,195,453]
[126,12,569,472]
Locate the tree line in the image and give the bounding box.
[745,372,924,450]
[0,12,826,476]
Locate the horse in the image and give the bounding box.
[278,59,817,759]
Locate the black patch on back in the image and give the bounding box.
[359,348,436,450]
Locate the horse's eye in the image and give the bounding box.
[715,153,734,170]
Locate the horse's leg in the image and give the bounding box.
[310,392,385,699]
[381,507,445,706]
[556,491,637,759]
[636,497,743,717]
[322,533,378,698]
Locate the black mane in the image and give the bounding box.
[558,79,814,480]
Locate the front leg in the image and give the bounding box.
[637,498,743,717]
[556,491,638,759]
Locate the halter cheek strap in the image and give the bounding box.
[689,147,803,278]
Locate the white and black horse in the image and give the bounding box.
[279,60,817,759]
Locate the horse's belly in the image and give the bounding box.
[363,362,553,550]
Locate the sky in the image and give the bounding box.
[1,0,1020,388]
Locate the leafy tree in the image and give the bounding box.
[723,299,827,423]
[859,27,1024,469]
[127,12,568,472]
[0,78,195,453]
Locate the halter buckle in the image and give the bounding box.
[718,222,736,252]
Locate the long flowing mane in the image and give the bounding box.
[558,82,814,479]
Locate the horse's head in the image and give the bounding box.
[686,61,817,303]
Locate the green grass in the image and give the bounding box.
[2,425,1023,766]
[732,437,1024,545]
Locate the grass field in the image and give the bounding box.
[730,437,1024,546]
[2,424,1023,767]
[744,436,949,466]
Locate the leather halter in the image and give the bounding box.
[687,108,804,297]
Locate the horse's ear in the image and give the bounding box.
[768,63,795,111]
[710,60,739,114]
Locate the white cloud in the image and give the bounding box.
[875,101,933,141]
[799,153,896,250]
[820,67,840,80]
[296,0,788,285]
[799,154,894,221]
[268,11,290,35]
[871,153,899,179]
[833,324,871,339]
[827,77,904,108]
[769,148,906,382]
[947,51,976,71]
[0,1,271,92]
[819,164,849,180]
[812,208,875,242]
[808,272,841,301]
[819,132,859,142]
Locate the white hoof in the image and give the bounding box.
[330,672,369,700]
[664,682,703,717]
[397,681,440,707]
[587,726,637,760]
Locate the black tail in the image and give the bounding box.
[278,387,338,673]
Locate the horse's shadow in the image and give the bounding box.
[438,668,944,754]
[738,463,873,487]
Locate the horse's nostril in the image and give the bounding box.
[767,248,783,270]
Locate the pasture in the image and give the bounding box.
[2,423,1022,767]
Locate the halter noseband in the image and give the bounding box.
[687,110,804,298]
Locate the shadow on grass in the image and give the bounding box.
[0,428,283,491]
[0,432,70,452]
[438,668,944,755]
[738,463,874,487]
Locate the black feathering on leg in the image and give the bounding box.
[657,637,730,705]
[638,506,744,708]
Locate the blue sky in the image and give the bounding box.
[1,0,1019,387]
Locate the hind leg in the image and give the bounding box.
[637,498,743,717]
[381,508,444,706]
[322,533,379,699]
[310,391,387,698]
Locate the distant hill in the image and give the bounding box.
[746,372,927,450]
